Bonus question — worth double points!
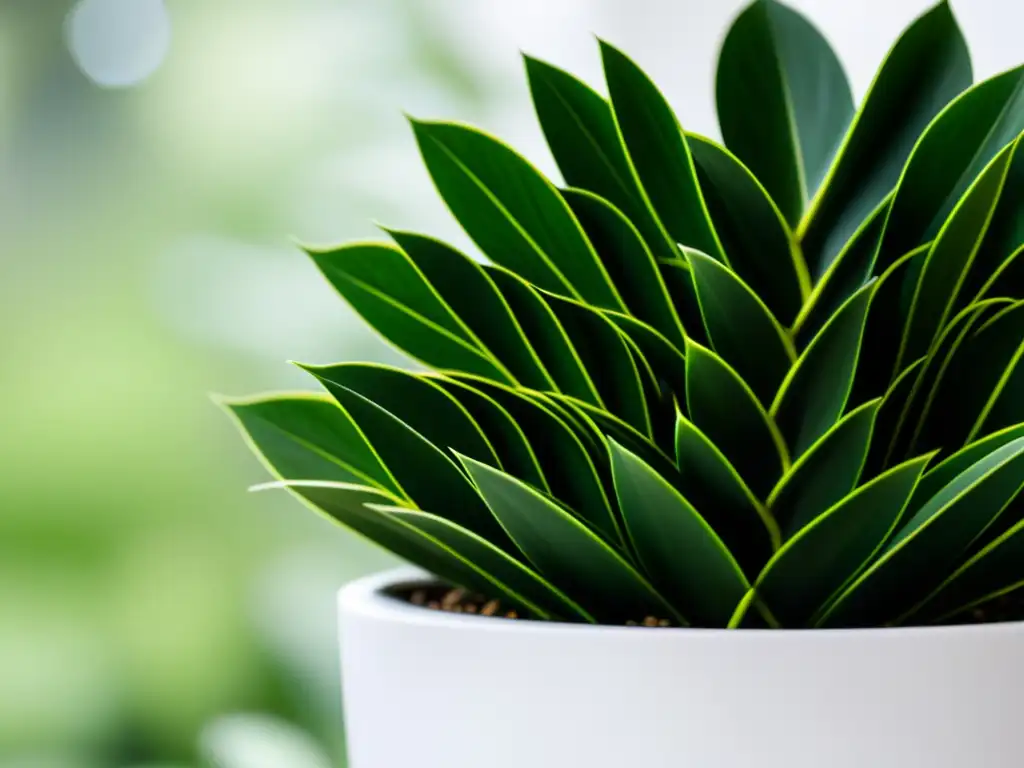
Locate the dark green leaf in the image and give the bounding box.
[600,41,724,261]
[772,281,875,459]
[485,265,601,406]
[798,1,971,280]
[861,358,925,479]
[447,375,621,545]
[376,505,595,622]
[849,247,929,404]
[907,512,1024,624]
[384,229,554,390]
[562,187,685,346]
[602,310,688,405]
[658,259,709,346]
[768,399,881,537]
[876,68,1024,273]
[898,141,1021,368]
[792,194,891,347]
[302,363,498,467]
[716,0,854,226]
[686,340,788,498]
[686,248,794,406]
[223,394,400,494]
[757,454,932,627]
[542,292,650,436]
[688,135,807,324]
[411,119,626,309]
[430,376,547,491]
[674,412,778,576]
[324,384,513,549]
[524,55,677,262]
[610,441,750,627]
[460,456,681,624]
[308,243,510,383]
[819,436,1024,627]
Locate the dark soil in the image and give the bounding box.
[939,589,1024,626]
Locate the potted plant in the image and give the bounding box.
[225,1,1024,765]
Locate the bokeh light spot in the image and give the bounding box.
[66,0,171,88]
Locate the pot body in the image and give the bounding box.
[339,568,1024,768]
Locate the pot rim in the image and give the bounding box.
[339,567,1024,639]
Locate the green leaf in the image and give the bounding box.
[686,248,794,406]
[384,229,554,390]
[861,357,926,479]
[658,259,710,346]
[600,40,725,261]
[459,456,681,624]
[308,243,510,383]
[430,376,547,492]
[610,441,750,627]
[792,194,892,347]
[772,281,876,459]
[756,454,932,627]
[898,142,1020,368]
[542,292,650,436]
[447,375,621,545]
[906,512,1024,624]
[602,310,688,405]
[922,301,1024,450]
[411,119,626,310]
[302,363,498,468]
[768,399,881,537]
[848,246,930,406]
[484,266,601,406]
[819,436,1024,627]
[798,1,971,281]
[958,148,1024,308]
[324,383,513,549]
[374,505,595,622]
[524,55,676,263]
[907,423,1024,522]
[686,340,788,498]
[876,68,1024,273]
[223,393,400,495]
[716,0,854,226]
[688,135,808,324]
[674,412,779,576]
[562,187,685,346]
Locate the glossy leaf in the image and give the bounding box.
[611,441,750,626]
[601,40,725,261]
[861,358,925,480]
[562,187,685,346]
[603,310,688,404]
[223,394,400,494]
[384,229,554,390]
[674,412,778,576]
[772,281,875,459]
[799,1,971,281]
[716,0,854,226]
[898,142,1019,367]
[876,68,1024,273]
[460,456,681,624]
[820,436,1024,627]
[524,55,676,262]
[769,399,880,537]
[252,481,540,609]
[411,119,625,309]
[688,135,807,323]
[324,383,512,548]
[376,505,595,622]
[303,363,498,466]
[308,243,510,382]
[686,340,788,498]
[447,375,621,544]
[658,259,709,346]
[758,455,931,627]
[485,266,601,406]
[686,247,794,406]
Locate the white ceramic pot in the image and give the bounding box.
[338,568,1024,768]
